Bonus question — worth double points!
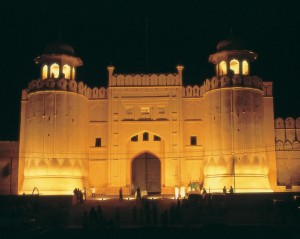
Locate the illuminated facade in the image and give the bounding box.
[17,38,298,195]
[275,117,300,189]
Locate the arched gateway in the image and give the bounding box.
[131,153,161,194]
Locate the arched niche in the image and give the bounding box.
[50,63,59,78]
[242,60,249,75]
[42,65,48,79]
[219,61,227,76]
[230,59,239,74]
[63,64,71,79]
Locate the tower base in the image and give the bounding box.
[20,176,85,195]
[204,174,272,193]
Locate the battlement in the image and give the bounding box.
[275,117,300,129]
[182,75,272,98]
[274,117,300,151]
[22,78,107,100]
[109,73,182,87]
[205,75,263,92]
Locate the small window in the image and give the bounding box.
[72,67,76,80]
[219,61,227,76]
[95,138,101,147]
[63,64,71,79]
[242,60,249,75]
[50,63,59,78]
[230,59,239,74]
[143,132,149,141]
[126,108,133,115]
[190,136,197,146]
[158,108,165,118]
[42,65,48,79]
[131,135,138,142]
[141,107,150,118]
[154,135,161,141]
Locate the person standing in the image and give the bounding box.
[83,187,87,200]
[136,187,141,199]
[91,187,96,198]
[119,187,123,201]
[223,186,227,194]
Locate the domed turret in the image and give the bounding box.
[35,40,82,80]
[19,40,88,195]
[209,36,257,77]
[44,40,75,56]
[202,36,272,192]
[216,37,247,52]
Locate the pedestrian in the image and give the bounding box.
[136,187,141,199]
[79,191,84,203]
[223,186,227,194]
[83,187,87,200]
[81,211,89,229]
[89,207,97,227]
[91,187,96,198]
[152,203,157,225]
[132,205,137,224]
[119,187,123,201]
[161,210,169,227]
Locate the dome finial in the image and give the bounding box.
[44,36,75,56]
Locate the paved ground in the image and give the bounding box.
[1,193,300,238]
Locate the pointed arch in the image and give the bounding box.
[42,65,48,79]
[72,67,76,80]
[293,141,300,150]
[131,152,161,194]
[284,140,292,150]
[219,61,227,76]
[275,141,284,151]
[230,59,239,74]
[50,63,59,78]
[63,64,71,79]
[242,60,249,75]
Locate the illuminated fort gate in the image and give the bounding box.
[131,153,161,194]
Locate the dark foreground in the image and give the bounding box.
[0,192,300,238]
[1,225,300,239]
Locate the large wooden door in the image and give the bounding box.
[132,153,161,194]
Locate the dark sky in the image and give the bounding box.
[0,0,300,140]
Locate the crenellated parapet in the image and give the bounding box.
[109,73,182,87]
[182,85,203,98]
[204,75,263,92]
[23,78,107,100]
[275,117,300,151]
[182,75,272,98]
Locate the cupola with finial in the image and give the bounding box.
[34,36,83,81]
[209,33,257,77]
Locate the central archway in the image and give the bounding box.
[131,153,161,194]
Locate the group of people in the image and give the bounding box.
[223,186,234,194]
[201,186,234,195]
[82,205,108,228]
[187,181,202,191]
[119,186,144,201]
[73,188,86,203]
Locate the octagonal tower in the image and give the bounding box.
[18,40,89,195]
[202,37,272,192]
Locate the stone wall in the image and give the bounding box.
[0,141,19,195]
[275,117,300,189]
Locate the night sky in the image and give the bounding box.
[0,0,299,140]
